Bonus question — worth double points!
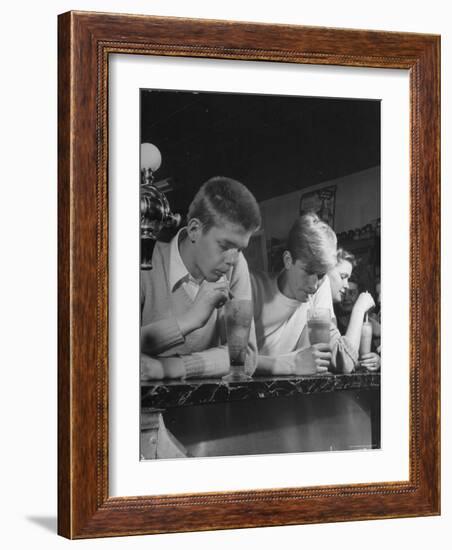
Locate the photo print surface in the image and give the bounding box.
[139,89,381,460]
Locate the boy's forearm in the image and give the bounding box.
[141,317,185,355]
[255,355,277,375]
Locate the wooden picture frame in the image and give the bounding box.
[58,11,440,538]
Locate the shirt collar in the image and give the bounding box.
[169,227,201,293]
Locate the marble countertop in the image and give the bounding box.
[141,369,380,409]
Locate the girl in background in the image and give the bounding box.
[328,250,380,372]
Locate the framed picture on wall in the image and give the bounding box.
[299,185,337,228]
[58,11,440,539]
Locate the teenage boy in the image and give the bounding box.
[140,176,261,380]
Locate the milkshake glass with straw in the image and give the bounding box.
[222,298,253,382]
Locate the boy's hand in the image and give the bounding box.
[140,354,164,380]
[178,280,229,334]
[294,343,331,375]
[141,354,185,380]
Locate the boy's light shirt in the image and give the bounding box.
[257,275,335,356]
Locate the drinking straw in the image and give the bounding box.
[228,265,234,299]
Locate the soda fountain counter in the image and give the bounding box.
[140,370,381,460]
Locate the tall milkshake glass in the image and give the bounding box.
[307,307,331,345]
[222,299,253,382]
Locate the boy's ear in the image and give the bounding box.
[282,250,293,270]
[186,218,203,243]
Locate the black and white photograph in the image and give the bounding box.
[3,0,446,546]
[139,89,381,460]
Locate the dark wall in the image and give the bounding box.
[141,89,381,217]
